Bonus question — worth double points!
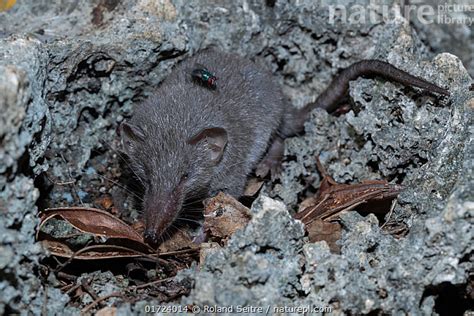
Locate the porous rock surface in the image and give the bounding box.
[0,0,472,314]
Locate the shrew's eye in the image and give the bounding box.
[180,173,189,182]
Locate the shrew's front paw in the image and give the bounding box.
[256,137,285,180]
[256,156,282,180]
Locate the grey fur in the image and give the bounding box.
[122,50,286,242]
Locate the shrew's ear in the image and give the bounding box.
[187,127,228,164]
[120,121,145,153]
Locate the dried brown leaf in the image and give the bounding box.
[243,178,264,196]
[294,157,403,249]
[158,229,197,253]
[41,240,149,260]
[295,177,402,224]
[203,192,251,243]
[96,307,117,316]
[305,219,342,253]
[94,194,114,210]
[38,207,144,243]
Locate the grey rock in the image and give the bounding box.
[408,0,474,78]
[0,0,472,314]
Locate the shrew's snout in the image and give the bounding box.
[143,228,160,245]
[143,186,184,246]
[143,203,176,246]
